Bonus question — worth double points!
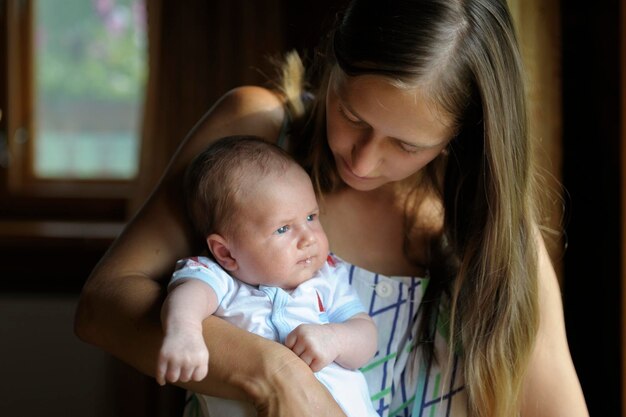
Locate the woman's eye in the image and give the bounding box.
[306,214,317,222]
[397,140,421,154]
[275,225,289,235]
[339,105,364,125]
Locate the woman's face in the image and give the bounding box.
[326,70,456,191]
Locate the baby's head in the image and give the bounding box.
[185,135,329,289]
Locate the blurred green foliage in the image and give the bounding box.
[36,0,147,102]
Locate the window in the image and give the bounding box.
[35,0,146,180]
[1,0,147,205]
[0,0,148,290]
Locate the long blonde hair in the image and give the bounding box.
[281,0,541,415]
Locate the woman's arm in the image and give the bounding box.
[74,86,346,416]
[521,233,589,417]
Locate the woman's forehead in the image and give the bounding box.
[330,70,456,146]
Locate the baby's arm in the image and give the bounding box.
[285,313,377,372]
[157,278,219,386]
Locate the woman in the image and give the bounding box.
[74,0,588,416]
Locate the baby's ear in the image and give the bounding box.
[206,233,238,272]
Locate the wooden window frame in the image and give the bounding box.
[1,0,138,223]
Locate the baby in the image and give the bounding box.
[157,135,378,416]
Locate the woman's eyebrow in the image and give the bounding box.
[339,99,365,120]
[339,97,445,149]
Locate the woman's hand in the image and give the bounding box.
[177,317,347,417]
[246,346,347,417]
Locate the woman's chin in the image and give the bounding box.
[336,163,385,191]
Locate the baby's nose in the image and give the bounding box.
[297,228,315,248]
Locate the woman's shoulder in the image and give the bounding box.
[190,86,288,146]
[213,86,287,137]
[218,85,285,114]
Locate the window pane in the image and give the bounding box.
[34,0,147,180]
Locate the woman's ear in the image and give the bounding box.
[207,233,238,272]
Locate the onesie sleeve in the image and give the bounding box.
[319,260,367,323]
[169,256,233,305]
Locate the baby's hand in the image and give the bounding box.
[285,324,339,372]
[156,323,209,386]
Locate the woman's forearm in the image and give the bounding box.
[75,268,267,401]
[75,268,345,414]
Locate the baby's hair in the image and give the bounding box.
[184,135,296,240]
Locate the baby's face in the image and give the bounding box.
[227,164,329,290]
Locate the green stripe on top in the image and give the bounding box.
[390,395,415,416]
[432,372,441,401]
[360,351,397,373]
[370,386,392,402]
[429,401,439,417]
[361,342,415,374]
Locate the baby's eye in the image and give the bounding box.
[275,225,289,235]
[306,214,317,222]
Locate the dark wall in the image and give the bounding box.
[561,2,622,416]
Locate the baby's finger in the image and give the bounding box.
[156,371,166,386]
[298,351,314,368]
[165,365,182,384]
[309,357,324,373]
[179,364,197,382]
[289,340,306,357]
[191,362,209,381]
[156,361,168,386]
[284,332,296,349]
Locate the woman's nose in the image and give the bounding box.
[351,136,381,177]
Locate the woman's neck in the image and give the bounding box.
[320,183,438,277]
